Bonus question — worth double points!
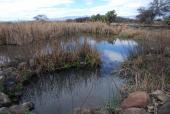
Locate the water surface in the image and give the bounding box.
[0,36,137,114]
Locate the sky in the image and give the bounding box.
[0,0,152,21]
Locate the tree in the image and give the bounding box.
[33,15,49,21]
[136,7,155,23]
[149,0,170,16]
[105,10,117,24]
[136,0,170,23]
[91,14,106,22]
[90,10,117,23]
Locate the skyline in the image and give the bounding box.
[0,0,152,21]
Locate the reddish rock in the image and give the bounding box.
[121,91,149,109]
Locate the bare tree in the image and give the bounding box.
[136,7,155,23]
[136,0,170,23]
[149,0,170,16]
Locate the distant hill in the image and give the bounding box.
[50,16,89,21]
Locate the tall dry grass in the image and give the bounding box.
[0,22,121,45]
[119,29,170,92]
[22,39,100,72]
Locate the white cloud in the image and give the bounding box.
[0,0,152,21]
[85,0,94,5]
[0,0,74,20]
[103,50,124,62]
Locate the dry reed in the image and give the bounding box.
[0,22,121,45]
[119,29,170,92]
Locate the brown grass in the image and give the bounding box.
[34,40,100,72]
[0,22,121,45]
[119,29,170,92]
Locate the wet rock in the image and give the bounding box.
[158,100,170,114]
[9,105,28,114]
[0,107,11,114]
[8,102,33,114]
[0,92,11,107]
[151,90,169,103]
[121,108,148,114]
[121,91,149,109]
[22,102,34,110]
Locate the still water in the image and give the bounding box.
[0,36,137,114]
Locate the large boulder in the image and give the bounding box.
[121,91,149,109]
[0,92,11,107]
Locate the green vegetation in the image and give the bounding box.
[26,111,34,114]
[91,10,117,24]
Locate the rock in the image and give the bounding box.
[0,92,11,107]
[22,102,34,110]
[158,100,170,114]
[73,108,108,114]
[121,91,149,109]
[9,105,28,114]
[0,107,11,114]
[151,90,169,103]
[121,108,148,114]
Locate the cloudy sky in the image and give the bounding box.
[0,0,152,21]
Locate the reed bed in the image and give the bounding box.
[0,22,121,45]
[119,29,170,92]
[25,39,100,72]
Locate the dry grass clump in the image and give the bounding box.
[33,40,100,72]
[118,25,146,38]
[0,22,121,45]
[119,29,170,92]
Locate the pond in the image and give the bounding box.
[0,36,137,114]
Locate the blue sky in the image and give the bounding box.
[0,0,152,21]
